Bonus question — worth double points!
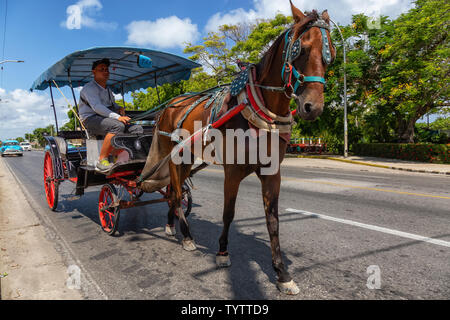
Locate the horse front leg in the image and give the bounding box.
[216,166,246,267]
[257,170,300,295]
[168,160,196,251]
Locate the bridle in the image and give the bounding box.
[254,19,335,99]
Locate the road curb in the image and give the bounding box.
[290,155,450,175]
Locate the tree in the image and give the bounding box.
[368,0,450,142]
[33,125,55,147]
[131,81,186,110]
[24,133,34,142]
[60,109,76,131]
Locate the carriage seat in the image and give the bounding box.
[85,133,153,166]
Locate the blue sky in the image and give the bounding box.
[0,0,414,140]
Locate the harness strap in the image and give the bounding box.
[247,67,293,124]
[176,94,211,129]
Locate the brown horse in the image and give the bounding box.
[140,2,335,295]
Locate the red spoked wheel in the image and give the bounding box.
[43,152,59,211]
[98,184,120,236]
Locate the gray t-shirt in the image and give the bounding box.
[79,80,121,121]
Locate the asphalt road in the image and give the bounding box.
[3,151,450,300]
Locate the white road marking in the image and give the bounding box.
[286,208,450,248]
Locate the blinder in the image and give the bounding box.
[281,19,334,94]
[283,20,334,66]
[283,32,302,63]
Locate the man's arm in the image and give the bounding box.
[108,89,125,116]
[81,86,121,119]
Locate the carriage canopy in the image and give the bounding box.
[30,46,201,94]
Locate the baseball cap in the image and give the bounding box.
[92,58,110,70]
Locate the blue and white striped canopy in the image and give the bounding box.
[30,46,201,94]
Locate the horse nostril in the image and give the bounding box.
[304,103,312,113]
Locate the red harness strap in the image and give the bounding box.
[210,102,247,129]
[246,84,273,122]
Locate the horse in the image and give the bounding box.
[139,1,336,295]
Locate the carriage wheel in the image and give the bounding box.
[43,151,59,211]
[98,184,120,236]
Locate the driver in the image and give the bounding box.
[79,58,143,172]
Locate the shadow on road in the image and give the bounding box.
[56,190,318,299]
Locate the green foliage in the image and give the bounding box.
[115,99,134,110]
[415,122,449,143]
[131,81,186,110]
[33,125,55,147]
[24,133,34,142]
[354,143,450,163]
[366,0,450,142]
[24,2,449,160]
[428,117,450,131]
[60,109,76,131]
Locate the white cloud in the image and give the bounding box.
[0,88,70,140]
[205,0,300,32]
[62,0,117,31]
[205,0,413,32]
[125,16,200,49]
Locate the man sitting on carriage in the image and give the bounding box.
[79,58,143,172]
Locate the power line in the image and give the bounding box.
[1,0,8,88]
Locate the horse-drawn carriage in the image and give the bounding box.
[30,3,336,295]
[31,47,200,235]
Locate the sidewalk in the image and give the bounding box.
[0,158,83,300]
[285,154,450,175]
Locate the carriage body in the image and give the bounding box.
[33,47,200,235]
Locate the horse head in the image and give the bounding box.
[287,2,336,121]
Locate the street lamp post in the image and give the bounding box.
[0,59,25,93]
[0,60,24,65]
[329,19,348,158]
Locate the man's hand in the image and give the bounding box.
[118,116,131,124]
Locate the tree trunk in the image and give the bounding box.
[396,117,416,143]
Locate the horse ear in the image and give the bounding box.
[321,10,330,24]
[290,0,306,23]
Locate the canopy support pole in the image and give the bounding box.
[121,82,126,109]
[67,69,79,131]
[48,81,59,136]
[155,73,161,104]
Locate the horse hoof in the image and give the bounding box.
[165,224,176,236]
[182,239,197,251]
[216,254,231,268]
[277,280,300,295]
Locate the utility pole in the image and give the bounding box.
[329,20,348,158]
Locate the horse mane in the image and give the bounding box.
[257,10,320,83]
